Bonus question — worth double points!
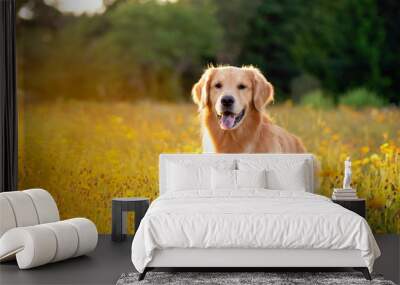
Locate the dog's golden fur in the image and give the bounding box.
[192,65,306,153]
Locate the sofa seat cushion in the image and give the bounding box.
[0,218,98,269]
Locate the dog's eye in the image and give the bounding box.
[215,83,222,89]
[238,84,246,90]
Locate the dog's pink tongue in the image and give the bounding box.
[220,114,235,129]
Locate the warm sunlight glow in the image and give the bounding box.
[44,0,105,15]
[18,6,34,20]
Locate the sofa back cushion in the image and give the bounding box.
[0,189,59,238]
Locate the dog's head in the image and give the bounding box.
[192,66,274,130]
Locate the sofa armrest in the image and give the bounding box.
[0,226,57,268]
[0,218,97,269]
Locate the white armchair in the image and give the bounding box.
[0,189,98,269]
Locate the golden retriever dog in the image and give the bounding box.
[192,65,306,153]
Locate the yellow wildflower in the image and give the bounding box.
[362,158,370,165]
[360,146,370,154]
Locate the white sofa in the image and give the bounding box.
[0,189,98,269]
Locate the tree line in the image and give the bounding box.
[17,0,399,104]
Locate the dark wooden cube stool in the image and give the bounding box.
[112,197,149,242]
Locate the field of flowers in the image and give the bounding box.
[18,100,400,233]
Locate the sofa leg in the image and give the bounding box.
[138,268,148,281]
[354,267,371,280]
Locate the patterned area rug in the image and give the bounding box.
[116,272,395,285]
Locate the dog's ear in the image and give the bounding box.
[249,67,274,111]
[192,67,215,109]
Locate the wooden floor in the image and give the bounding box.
[0,234,398,285]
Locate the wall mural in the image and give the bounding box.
[17,0,399,233]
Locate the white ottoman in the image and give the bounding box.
[0,189,98,269]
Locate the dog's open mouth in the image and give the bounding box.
[217,109,245,130]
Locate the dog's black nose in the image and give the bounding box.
[221,96,235,107]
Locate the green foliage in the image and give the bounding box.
[239,0,305,97]
[15,0,400,104]
[213,0,261,63]
[17,0,222,101]
[290,0,387,100]
[339,88,386,109]
[290,74,321,102]
[300,90,334,110]
[377,0,400,103]
[104,0,221,69]
[240,0,397,102]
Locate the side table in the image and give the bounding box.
[112,197,150,242]
[332,198,366,218]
